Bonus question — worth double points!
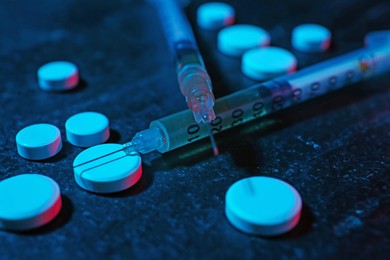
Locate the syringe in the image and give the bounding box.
[149,0,218,154]
[74,43,390,168]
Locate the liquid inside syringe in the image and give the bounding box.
[137,44,389,153]
[74,44,390,168]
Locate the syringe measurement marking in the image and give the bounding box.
[185,97,281,143]
[232,108,244,127]
[187,124,201,142]
[185,76,355,143]
[292,88,303,102]
[210,116,223,134]
[187,101,262,142]
[181,49,386,147]
[272,95,285,111]
[252,101,265,118]
[311,82,321,91]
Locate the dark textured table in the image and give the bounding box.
[1,0,389,258]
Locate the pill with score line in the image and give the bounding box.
[73,143,142,194]
[225,176,302,236]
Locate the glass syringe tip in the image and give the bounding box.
[178,64,216,123]
[189,91,216,123]
[194,105,216,124]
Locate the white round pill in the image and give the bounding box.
[292,24,331,53]
[218,25,271,57]
[225,176,302,236]
[197,2,235,30]
[242,47,297,81]
[65,112,110,147]
[73,143,142,193]
[0,174,62,231]
[16,123,62,160]
[37,61,79,91]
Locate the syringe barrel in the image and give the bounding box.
[150,0,215,124]
[150,82,278,152]
[149,44,390,153]
[285,45,390,103]
[150,0,198,54]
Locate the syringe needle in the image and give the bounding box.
[73,147,126,168]
[207,123,219,156]
[202,111,219,156]
[73,126,166,169]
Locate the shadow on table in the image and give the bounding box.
[150,117,280,172]
[15,195,73,235]
[270,203,316,240]
[63,78,88,94]
[101,163,154,198]
[106,129,122,144]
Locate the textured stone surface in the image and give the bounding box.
[0,0,389,258]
